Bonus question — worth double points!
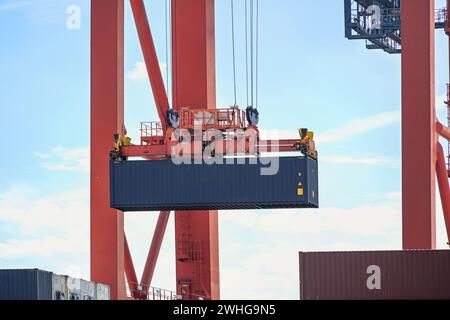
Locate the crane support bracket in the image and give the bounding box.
[110,156,319,211]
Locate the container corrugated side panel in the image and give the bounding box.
[96,283,110,300]
[307,157,319,205]
[67,277,81,300]
[299,250,450,300]
[110,156,319,211]
[52,274,68,300]
[0,269,52,300]
[36,270,52,300]
[81,280,96,300]
[0,269,37,300]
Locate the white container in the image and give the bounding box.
[67,277,81,300]
[95,283,110,300]
[81,280,95,300]
[52,274,68,300]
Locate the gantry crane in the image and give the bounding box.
[91,0,318,300]
[344,0,450,248]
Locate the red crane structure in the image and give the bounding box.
[91,0,450,301]
[92,0,221,301]
[345,0,450,249]
[437,0,450,249]
[91,0,317,300]
[401,1,450,250]
[401,1,438,249]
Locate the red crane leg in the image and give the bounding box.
[172,0,220,300]
[436,143,450,246]
[130,0,170,132]
[140,211,171,297]
[124,235,139,299]
[401,0,436,249]
[91,0,126,299]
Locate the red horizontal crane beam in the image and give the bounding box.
[121,144,167,158]
[120,139,307,158]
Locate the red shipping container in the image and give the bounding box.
[299,250,450,300]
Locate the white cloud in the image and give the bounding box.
[365,191,401,202]
[436,92,448,111]
[0,185,175,289]
[1,182,447,300]
[221,243,303,300]
[221,203,401,237]
[127,61,146,80]
[320,155,396,166]
[0,1,62,25]
[218,187,450,300]
[1,184,402,299]
[316,111,400,144]
[0,1,29,12]
[127,61,167,81]
[219,200,403,299]
[0,185,90,280]
[259,111,400,147]
[0,186,89,242]
[124,212,176,290]
[36,146,89,173]
[123,185,450,300]
[0,237,76,259]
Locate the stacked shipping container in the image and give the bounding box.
[299,250,450,300]
[0,269,110,300]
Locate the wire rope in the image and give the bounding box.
[255,0,259,109]
[245,0,249,107]
[231,0,237,107]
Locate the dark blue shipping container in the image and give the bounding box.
[110,156,318,211]
[0,269,52,300]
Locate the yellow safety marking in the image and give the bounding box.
[298,171,303,196]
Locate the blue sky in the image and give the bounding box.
[0,0,449,299]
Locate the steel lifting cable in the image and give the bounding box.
[250,0,254,108]
[245,0,249,107]
[172,0,178,107]
[255,0,259,109]
[231,0,237,107]
[242,0,260,109]
[165,0,170,107]
[248,0,259,109]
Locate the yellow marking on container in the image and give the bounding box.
[298,172,303,196]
